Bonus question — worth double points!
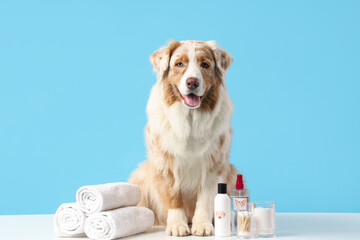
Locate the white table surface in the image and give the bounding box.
[0,213,359,240]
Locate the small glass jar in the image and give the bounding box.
[236,209,252,239]
[250,201,276,238]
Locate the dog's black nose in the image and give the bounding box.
[186,78,199,90]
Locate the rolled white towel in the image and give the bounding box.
[84,206,154,240]
[76,182,141,215]
[54,203,86,237]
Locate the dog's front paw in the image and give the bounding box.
[166,222,190,236]
[191,222,214,236]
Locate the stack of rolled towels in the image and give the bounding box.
[54,182,154,239]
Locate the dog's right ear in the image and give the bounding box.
[150,39,181,79]
[206,40,233,79]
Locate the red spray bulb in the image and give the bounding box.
[236,174,244,190]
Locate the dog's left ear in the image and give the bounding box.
[150,39,181,79]
[206,41,233,78]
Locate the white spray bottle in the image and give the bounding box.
[214,183,231,237]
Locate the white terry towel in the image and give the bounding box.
[54,203,86,237]
[84,206,154,240]
[76,182,141,215]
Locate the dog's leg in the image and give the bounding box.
[154,173,190,236]
[191,176,216,236]
[166,208,190,236]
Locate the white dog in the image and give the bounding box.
[129,40,238,236]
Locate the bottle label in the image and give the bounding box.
[215,210,226,220]
[233,197,247,211]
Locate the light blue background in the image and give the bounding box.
[1,0,359,215]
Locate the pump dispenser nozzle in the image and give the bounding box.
[236,174,244,190]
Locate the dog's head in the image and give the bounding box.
[150,40,232,110]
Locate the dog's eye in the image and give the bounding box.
[175,62,184,67]
[201,62,209,68]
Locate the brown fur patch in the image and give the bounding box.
[130,127,185,224]
[146,129,183,214]
[163,80,181,106]
[162,52,189,106]
[149,39,181,76]
[199,83,220,111]
[147,126,175,170]
[220,51,233,72]
[154,169,184,213]
[196,45,223,111]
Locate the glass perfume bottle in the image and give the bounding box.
[230,174,250,235]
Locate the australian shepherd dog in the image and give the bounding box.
[129,40,238,236]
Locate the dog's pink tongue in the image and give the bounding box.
[184,93,200,107]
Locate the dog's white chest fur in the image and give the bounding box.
[175,155,205,197]
[146,82,233,196]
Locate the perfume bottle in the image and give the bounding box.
[230,174,250,235]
